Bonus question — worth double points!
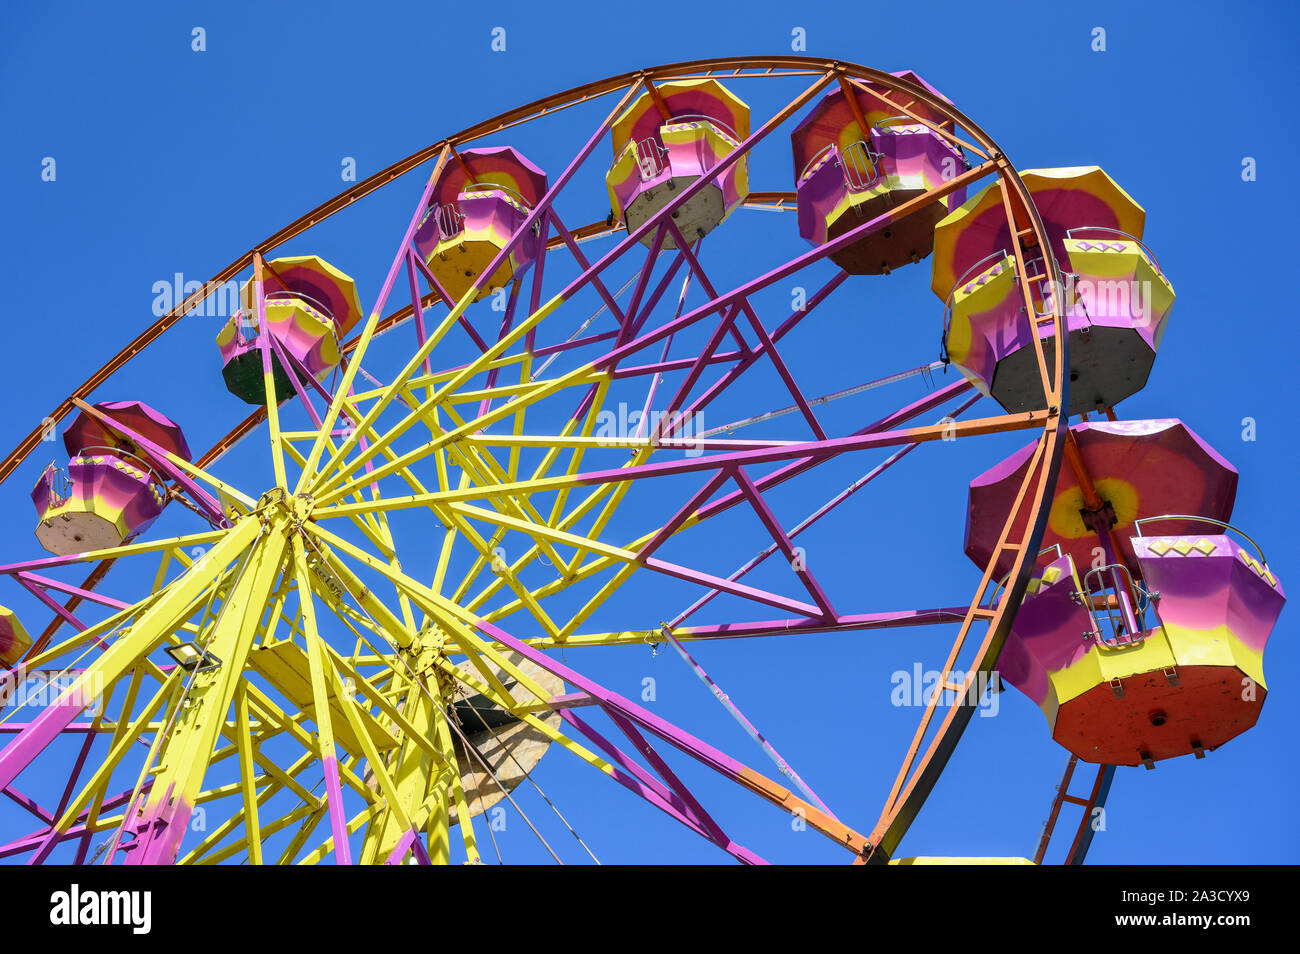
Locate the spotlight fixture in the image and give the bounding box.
[164,642,221,673]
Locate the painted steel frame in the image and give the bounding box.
[0,57,1068,865]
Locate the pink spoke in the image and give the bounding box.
[267,331,325,430]
[616,226,674,345]
[411,252,490,353]
[605,709,732,846]
[2,786,53,825]
[731,465,836,619]
[637,469,732,562]
[405,250,434,378]
[72,406,228,528]
[524,216,550,355]
[638,270,848,441]
[650,305,742,443]
[663,217,822,438]
[477,278,522,420]
[15,571,131,611]
[0,784,144,860]
[475,618,843,858]
[692,379,976,526]
[557,709,766,864]
[547,212,639,333]
[27,731,95,864]
[656,625,835,817]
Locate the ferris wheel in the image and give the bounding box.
[0,56,1282,865]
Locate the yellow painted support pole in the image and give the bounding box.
[289,533,353,865]
[296,147,453,495]
[55,672,174,835]
[358,663,439,864]
[234,682,262,864]
[253,254,289,491]
[429,676,480,865]
[122,518,287,862]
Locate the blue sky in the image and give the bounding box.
[0,0,1297,864]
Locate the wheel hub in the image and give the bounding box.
[253,488,316,523]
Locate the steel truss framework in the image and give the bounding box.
[0,57,1070,865]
